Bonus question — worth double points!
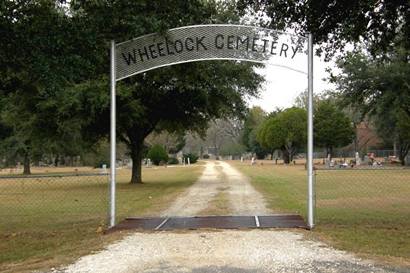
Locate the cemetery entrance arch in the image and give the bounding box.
[109,24,315,229]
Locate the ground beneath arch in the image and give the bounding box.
[44,161,408,273]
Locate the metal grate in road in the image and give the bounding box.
[108,215,307,232]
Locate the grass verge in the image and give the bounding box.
[0,165,203,272]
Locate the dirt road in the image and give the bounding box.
[46,161,406,273]
[162,161,270,216]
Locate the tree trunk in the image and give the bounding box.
[399,143,409,166]
[281,147,290,164]
[393,140,397,157]
[326,146,333,161]
[289,146,296,162]
[130,139,144,184]
[54,154,59,167]
[23,153,31,175]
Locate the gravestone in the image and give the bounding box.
[363,155,369,165]
[100,164,107,174]
[355,152,361,166]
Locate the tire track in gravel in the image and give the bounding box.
[217,160,271,215]
[162,160,271,216]
[161,161,223,216]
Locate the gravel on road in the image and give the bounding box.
[46,230,407,273]
[42,161,408,273]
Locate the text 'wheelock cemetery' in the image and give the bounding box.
[115,25,307,80]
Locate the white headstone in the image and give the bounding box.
[355,152,361,166]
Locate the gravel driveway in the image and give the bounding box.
[44,161,408,273]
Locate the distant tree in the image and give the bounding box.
[147,145,168,166]
[293,89,321,110]
[314,100,355,159]
[146,132,186,155]
[220,142,247,157]
[183,153,199,164]
[330,47,410,164]
[241,107,269,159]
[257,107,307,163]
[205,118,243,157]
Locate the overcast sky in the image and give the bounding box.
[248,51,335,112]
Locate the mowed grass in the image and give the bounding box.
[0,165,203,272]
[232,161,410,263]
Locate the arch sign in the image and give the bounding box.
[109,24,315,228]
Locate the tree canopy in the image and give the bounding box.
[0,1,264,181]
[241,106,270,159]
[314,100,355,158]
[330,47,410,164]
[237,0,410,58]
[257,107,306,163]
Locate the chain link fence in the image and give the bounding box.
[0,173,109,233]
[315,167,410,227]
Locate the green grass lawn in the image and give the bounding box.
[233,161,410,264]
[0,165,203,272]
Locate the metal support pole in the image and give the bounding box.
[307,33,315,229]
[109,40,116,228]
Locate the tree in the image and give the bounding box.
[237,0,410,59]
[205,118,243,157]
[257,107,307,163]
[146,132,186,155]
[314,100,355,159]
[220,142,247,157]
[374,107,410,165]
[293,89,322,109]
[0,1,100,173]
[241,106,270,159]
[330,48,410,164]
[68,1,264,183]
[147,144,168,166]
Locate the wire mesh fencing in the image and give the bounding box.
[315,167,410,227]
[0,173,109,233]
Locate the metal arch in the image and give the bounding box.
[115,24,308,81]
[109,25,314,229]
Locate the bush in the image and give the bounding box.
[202,154,210,159]
[147,144,169,166]
[167,157,179,165]
[183,153,199,164]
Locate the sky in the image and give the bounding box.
[248,51,335,112]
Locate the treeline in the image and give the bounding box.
[0,1,264,182]
[241,47,410,165]
[0,0,408,181]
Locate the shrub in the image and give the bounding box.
[147,144,169,166]
[183,153,199,164]
[202,154,210,159]
[167,157,179,165]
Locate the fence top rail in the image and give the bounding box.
[315,167,410,172]
[0,173,109,179]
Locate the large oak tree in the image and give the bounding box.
[68,1,264,183]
